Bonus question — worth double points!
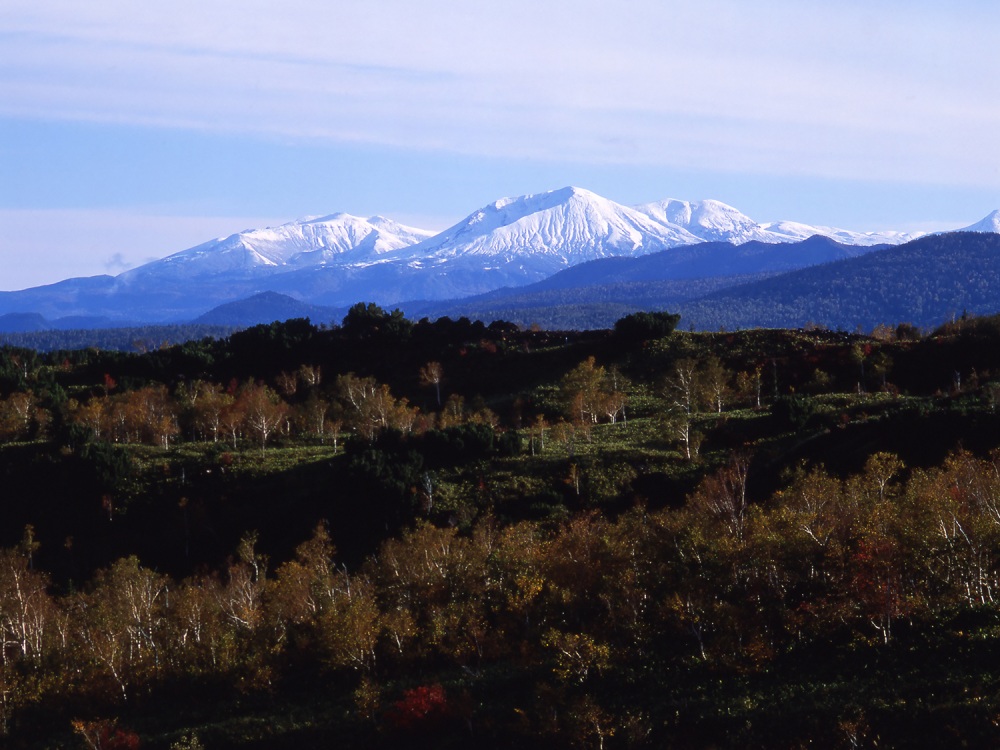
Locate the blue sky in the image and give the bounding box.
[2,0,999,290]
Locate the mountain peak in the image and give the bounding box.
[192,291,340,327]
[554,185,597,199]
[484,186,597,214]
[959,210,1000,234]
[634,197,772,244]
[399,186,702,272]
[302,212,355,224]
[118,212,434,283]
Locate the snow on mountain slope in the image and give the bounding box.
[958,210,1000,234]
[634,198,776,244]
[118,213,434,282]
[392,187,703,275]
[759,220,920,246]
[8,188,997,328]
[635,197,921,247]
[115,187,939,294]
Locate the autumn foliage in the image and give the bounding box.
[385,684,449,731]
[5,316,1000,746]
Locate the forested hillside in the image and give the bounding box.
[678,232,1000,330]
[404,275,772,331]
[3,308,1000,748]
[0,324,238,354]
[409,232,1000,332]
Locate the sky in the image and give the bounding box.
[2,0,1000,290]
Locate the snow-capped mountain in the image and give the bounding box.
[392,187,701,276]
[119,213,434,282]
[1,186,997,327]
[634,198,776,244]
[634,198,922,247]
[120,187,932,289]
[758,220,920,246]
[958,210,1000,234]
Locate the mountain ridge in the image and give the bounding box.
[396,234,1000,332]
[8,232,1000,346]
[0,186,997,329]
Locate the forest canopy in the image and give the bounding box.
[4,308,1000,748]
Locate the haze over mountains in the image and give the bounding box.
[0,186,997,335]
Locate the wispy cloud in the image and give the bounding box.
[2,1,999,187]
[103,252,133,273]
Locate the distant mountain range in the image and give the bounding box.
[0,187,998,335]
[399,232,1000,332]
[118,187,926,292]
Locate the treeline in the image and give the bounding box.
[0,335,553,454]
[0,307,543,436]
[0,324,238,353]
[4,448,1000,747]
[407,277,763,331]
